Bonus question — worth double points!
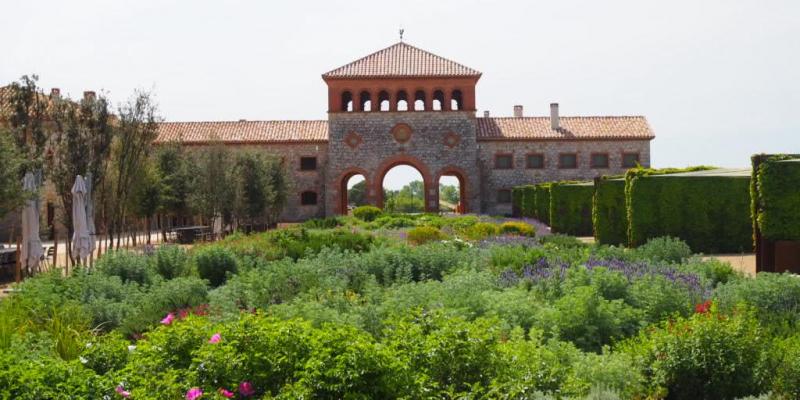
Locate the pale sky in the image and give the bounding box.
[3,0,799,190]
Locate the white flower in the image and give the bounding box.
[79,356,88,364]
[127,345,137,352]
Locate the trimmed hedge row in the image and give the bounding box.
[520,185,536,218]
[534,184,551,224]
[592,177,627,245]
[511,187,524,217]
[626,170,752,253]
[549,182,594,236]
[752,155,800,241]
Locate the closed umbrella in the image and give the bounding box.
[84,173,96,255]
[20,172,43,274]
[71,175,91,263]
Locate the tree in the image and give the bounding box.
[4,75,49,175]
[130,159,162,244]
[188,144,235,224]
[0,130,24,218]
[348,180,367,207]
[231,151,288,228]
[155,144,191,236]
[108,91,159,249]
[440,184,460,205]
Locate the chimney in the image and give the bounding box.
[513,105,523,118]
[50,88,60,98]
[550,103,559,130]
[483,110,490,118]
[83,91,96,101]
[238,118,247,122]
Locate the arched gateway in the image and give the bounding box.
[153,41,654,221]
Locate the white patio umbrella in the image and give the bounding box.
[20,172,43,274]
[84,173,96,255]
[71,175,91,263]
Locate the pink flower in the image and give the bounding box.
[115,385,131,398]
[185,387,203,400]
[161,313,175,325]
[238,381,255,397]
[218,388,234,398]
[208,333,221,344]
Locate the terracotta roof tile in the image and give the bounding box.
[476,116,654,140]
[155,120,329,144]
[323,42,481,79]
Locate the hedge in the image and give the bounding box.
[549,182,594,236]
[511,187,524,217]
[534,183,551,224]
[753,155,800,241]
[520,185,537,218]
[626,169,752,253]
[592,177,627,246]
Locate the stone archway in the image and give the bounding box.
[337,167,371,215]
[374,155,436,212]
[435,166,469,214]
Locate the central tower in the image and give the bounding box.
[322,42,482,215]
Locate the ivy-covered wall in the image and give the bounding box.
[534,184,551,224]
[592,178,627,246]
[754,157,800,241]
[550,182,594,236]
[519,185,536,218]
[626,171,752,253]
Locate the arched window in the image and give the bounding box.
[359,91,371,112]
[301,191,318,206]
[451,89,463,111]
[396,90,408,111]
[378,90,391,111]
[432,90,444,111]
[341,91,353,112]
[414,90,426,111]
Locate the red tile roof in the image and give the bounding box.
[155,120,328,144]
[476,116,654,140]
[323,42,481,79]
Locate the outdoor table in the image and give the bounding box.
[172,226,210,244]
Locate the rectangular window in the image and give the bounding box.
[559,153,578,169]
[622,153,640,168]
[526,154,544,169]
[301,191,318,205]
[300,157,317,171]
[497,189,512,204]
[591,153,609,168]
[495,154,513,169]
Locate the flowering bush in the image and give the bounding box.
[500,221,536,237]
[407,226,446,245]
[352,205,382,221]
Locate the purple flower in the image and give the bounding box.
[115,385,131,398]
[208,333,221,344]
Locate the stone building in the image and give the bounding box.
[156,41,654,220]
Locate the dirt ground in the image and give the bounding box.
[703,253,756,276]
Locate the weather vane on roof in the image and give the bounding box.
[399,28,405,42]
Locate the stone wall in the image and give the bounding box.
[325,111,481,216]
[478,139,651,215]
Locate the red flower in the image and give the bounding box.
[695,300,712,314]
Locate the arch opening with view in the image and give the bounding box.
[438,175,463,213]
[341,173,368,214]
[381,165,426,213]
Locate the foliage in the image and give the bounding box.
[440,183,460,205]
[407,226,446,245]
[550,182,594,236]
[499,221,536,237]
[194,245,238,287]
[95,250,155,285]
[0,130,25,218]
[302,216,343,229]
[592,177,627,246]
[3,75,49,174]
[153,245,190,279]
[384,180,425,213]
[155,144,192,218]
[353,205,382,221]
[187,143,235,222]
[461,222,500,240]
[714,272,800,326]
[539,234,587,249]
[635,236,693,264]
[129,157,162,233]
[753,155,800,240]
[534,183,552,223]
[626,168,752,253]
[232,150,287,227]
[517,185,536,218]
[347,179,367,207]
[620,305,766,400]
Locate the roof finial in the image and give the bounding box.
[399,28,405,42]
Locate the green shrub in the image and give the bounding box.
[627,274,696,324]
[407,226,446,245]
[518,185,537,218]
[593,177,627,246]
[679,258,741,288]
[714,272,800,326]
[353,205,382,222]
[500,221,536,237]
[534,184,552,223]
[753,155,800,241]
[539,234,587,249]
[282,229,373,259]
[302,216,343,229]
[626,168,752,253]
[635,236,692,264]
[620,305,766,400]
[95,250,154,285]
[120,277,208,336]
[194,245,238,287]
[373,214,417,229]
[767,334,800,398]
[461,222,500,240]
[81,331,129,375]
[550,182,594,236]
[512,186,524,217]
[153,245,189,279]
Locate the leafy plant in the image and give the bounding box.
[500,221,536,237]
[353,205,382,222]
[407,226,446,245]
[194,245,238,287]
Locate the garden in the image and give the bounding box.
[2,207,800,399]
